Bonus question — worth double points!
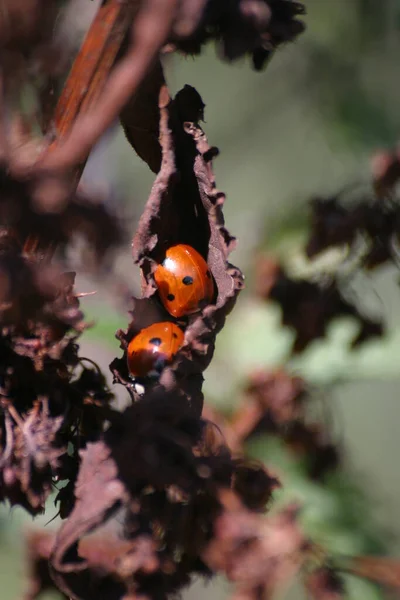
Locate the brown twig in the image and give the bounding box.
[339,555,400,590]
[52,1,135,141]
[0,70,7,162]
[38,0,179,175]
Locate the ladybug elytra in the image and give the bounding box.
[127,321,184,378]
[154,244,214,318]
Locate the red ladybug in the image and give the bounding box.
[154,244,214,318]
[127,322,184,378]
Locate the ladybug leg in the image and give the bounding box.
[176,315,188,328]
[197,297,209,311]
[128,375,146,397]
[132,381,146,397]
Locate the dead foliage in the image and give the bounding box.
[256,256,384,354]
[5,4,397,600]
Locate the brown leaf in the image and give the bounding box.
[115,84,243,415]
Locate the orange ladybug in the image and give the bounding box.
[127,322,184,378]
[154,244,214,318]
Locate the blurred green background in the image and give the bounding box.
[3,0,400,598]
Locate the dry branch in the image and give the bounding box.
[39,0,178,174]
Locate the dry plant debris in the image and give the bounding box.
[1,2,399,600]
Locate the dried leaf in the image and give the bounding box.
[114,84,243,415]
[257,260,384,353]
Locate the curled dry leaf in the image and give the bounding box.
[113,83,243,415]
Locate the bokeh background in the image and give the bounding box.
[2,0,400,598]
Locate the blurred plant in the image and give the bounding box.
[302,0,400,149]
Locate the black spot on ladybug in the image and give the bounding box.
[153,356,168,375]
[206,270,211,278]
[173,333,178,339]
[167,293,175,301]
[182,276,193,285]
[149,337,162,346]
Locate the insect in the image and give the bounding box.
[127,322,184,378]
[154,244,214,318]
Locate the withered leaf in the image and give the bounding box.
[114,84,243,415]
[259,261,384,353]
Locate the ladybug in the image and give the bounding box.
[127,322,184,378]
[154,244,214,318]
